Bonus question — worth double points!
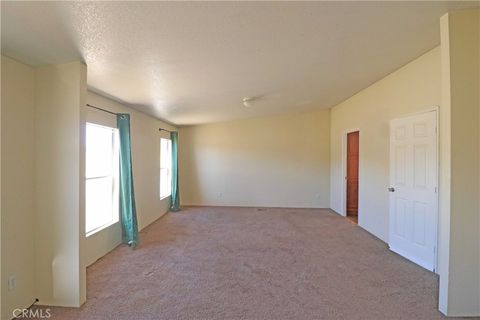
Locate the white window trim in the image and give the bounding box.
[160,138,172,200]
[86,216,119,238]
[85,122,120,237]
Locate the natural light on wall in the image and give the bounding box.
[160,138,172,199]
[85,123,120,236]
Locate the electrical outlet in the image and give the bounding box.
[8,275,16,291]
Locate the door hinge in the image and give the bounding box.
[435,187,437,193]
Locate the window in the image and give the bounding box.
[160,138,172,199]
[85,123,119,236]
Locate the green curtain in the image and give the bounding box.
[170,131,181,212]
[117,114,139,247]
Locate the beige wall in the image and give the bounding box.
[0,57,176,318]
[1,56,36,320]
[34,61,87,307]
[84,91,176,266]
[179,110,330,208]
[438,9,480,316]
[0,61,2,320]
[2,10,478,318]
[330,47,441,242]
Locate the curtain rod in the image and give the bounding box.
[87,104,176,132]
[159,128,177,133]
[86,103,120,116]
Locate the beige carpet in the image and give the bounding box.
[42,207,446,319]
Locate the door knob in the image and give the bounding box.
[388,187,395,192]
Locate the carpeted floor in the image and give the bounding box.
[42,207,446,320]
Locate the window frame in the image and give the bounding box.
[85,122,120,237]
[160,137,172,200]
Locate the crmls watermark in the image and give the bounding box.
[13,308,51,319]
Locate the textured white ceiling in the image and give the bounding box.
[1,1,477,125]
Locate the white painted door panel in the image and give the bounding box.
[389,111,437,271]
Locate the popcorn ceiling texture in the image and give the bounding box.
[3,2,477,125]
[40,206,447,319]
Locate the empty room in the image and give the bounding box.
[1,1,479,319]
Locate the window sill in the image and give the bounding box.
[160,194,171,201]
[86,220,119,238]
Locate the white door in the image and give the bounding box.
[389,111,438,271]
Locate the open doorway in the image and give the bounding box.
[346,131,359,224]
